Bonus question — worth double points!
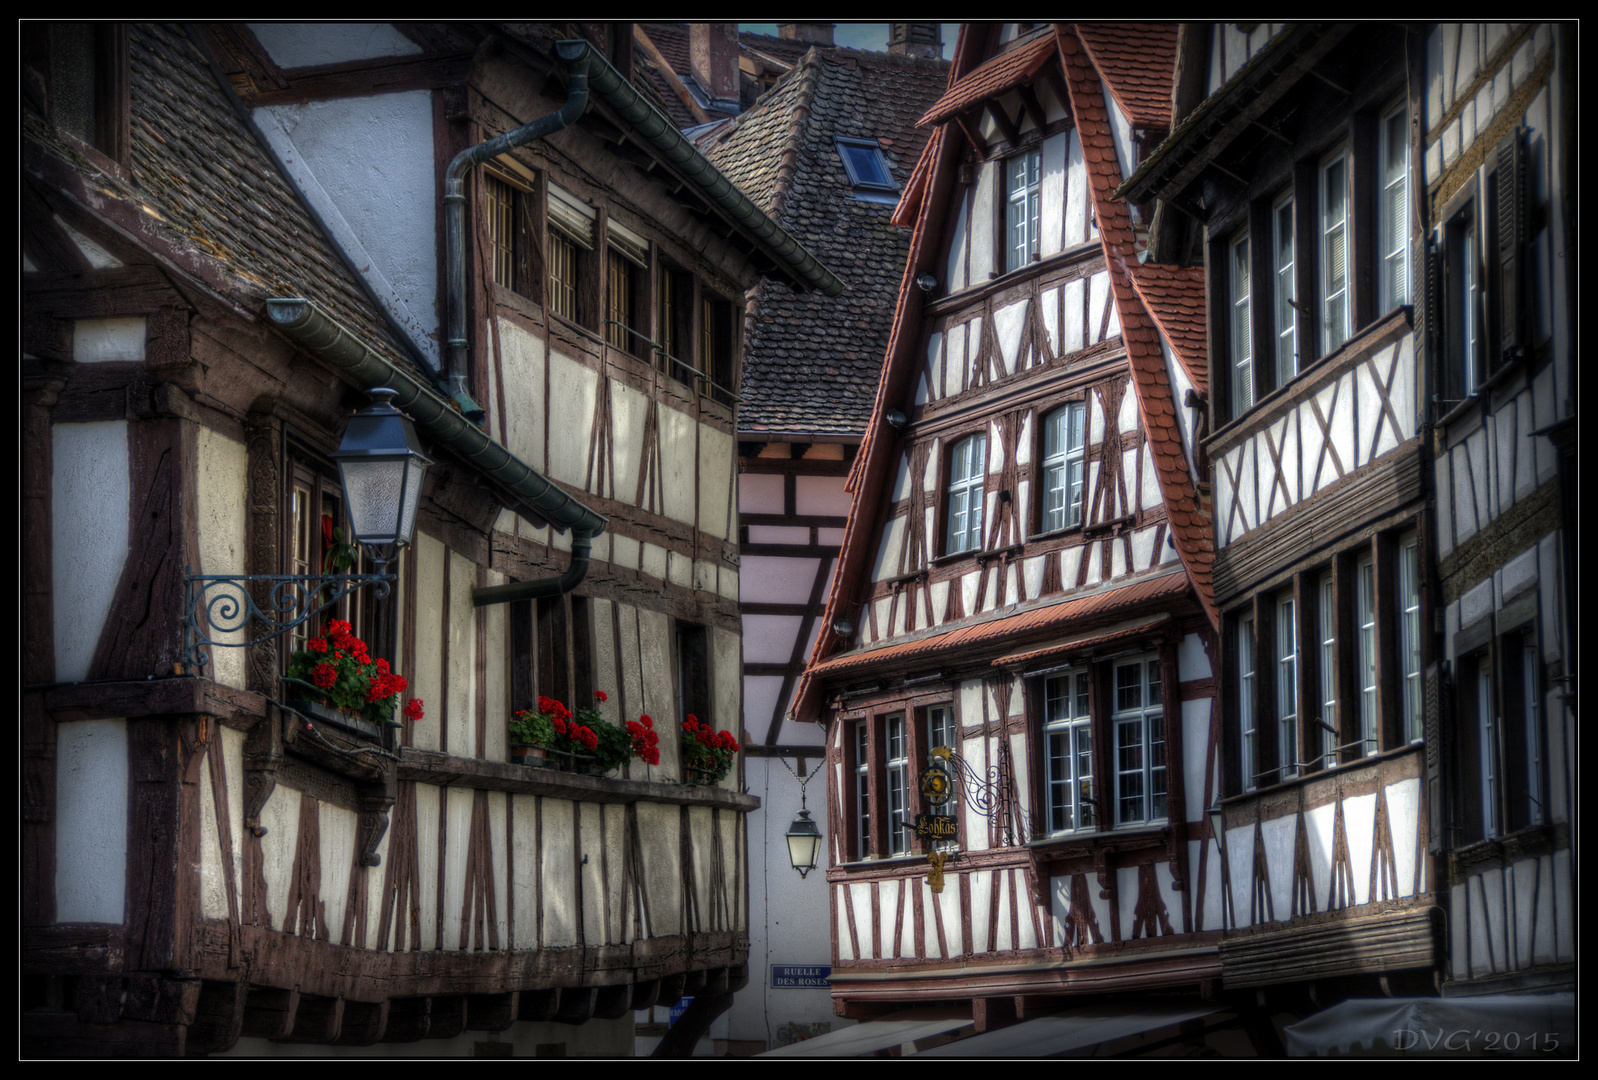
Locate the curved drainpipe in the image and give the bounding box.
[264,297,606,608]
[443,39,592,422]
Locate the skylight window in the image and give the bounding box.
[836,137,898,201]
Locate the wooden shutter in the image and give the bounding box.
[1494,128,1527,366]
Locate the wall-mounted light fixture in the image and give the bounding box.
[182,388,432,670]
[885,408,909,431]
[915,273,938,293]
[831,615,856,638]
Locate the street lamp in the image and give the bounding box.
[182,387,431,669]
[786,808,822,879]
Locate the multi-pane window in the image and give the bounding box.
[1399,533,1423,743]
[926,705,959,850]
[606,221,649,357]
[701,293,736,406]
[1355,552,1378,756]
[657,262,691,379]
[1238,614,1257,791]
[1275,593,1299,782]
[288,454,374,657]
[548,183,595,325]
[1040,402,1085,533]
[1272,195,1297,386]
[486,174,518,289]
[549,230,578,322]
[1113,657,1165,825]
[884,713,911,855]
[1463,628,1546,843]
[1444,205,1480,399]
[1229,232,1253,415]
[1044,671,1095,834]
[944,433,987,554]
[853,722,872,858]
[1378,102,1410,312]
[1316,572,1338,767]
[1006,149,1042,273]
[1319,149,1350,356]
[837,137,898,203]
[1474,654,1498,838]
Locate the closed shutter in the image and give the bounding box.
[548,183,596,250]
[1423,660,1451,853]
[1494,128,1526,367]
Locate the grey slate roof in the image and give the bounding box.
[702,47,949,437]
[24,22,421,377]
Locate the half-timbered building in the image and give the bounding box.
[785,24,1256,1055]
[23,21,839,1057]
[1120,20,1574,1051]
[700,31,949,1052]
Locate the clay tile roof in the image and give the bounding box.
[1057,25,1216,627]
[1072,22,1178,130]
[809,571,1192,679]
[917,32,1056,126]
[1129,263,1208,394]
[24,23,418,373]
[703,48,948,436]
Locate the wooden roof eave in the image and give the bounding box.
[1114,21,1353,206]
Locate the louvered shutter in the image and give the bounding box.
[548,183,596,250]
[1494,128,1526,368]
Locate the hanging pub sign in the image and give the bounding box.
[920,751,954,806]
[914,814,958,841]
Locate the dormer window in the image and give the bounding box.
[836,137,898,203]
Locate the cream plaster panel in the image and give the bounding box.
[667,550,693,589]
[257,783,304,936]
[658,406,697,525]
[712,626,741,744]
[196,426,249,690]
[1330,371,1357,485]
[1089,271,1111,345]
[608,378,648,502]
[739,472,783,515]
[744,615,803,665]
[635,609,677,771]
[943,324,964,399]
[1224,821,1253,927]
[970,161,996,286]
[742,674,784,745]
[698,425,734,540]
[510,793,539,947]
[636,801,681,932]
[409,532,446,753]
[918,332,939,406]
[546,352,598,489]
[742,556,820,604]
[443,551,476,756]
[73,316,146,363]
[55,718,128,924]
[498,322,547,473]
[1193,838,1225,932]
[720,564,740,603]
[483,578,509,760]
[610,532,640,574]
[946,191,970,294]
[1342,792,1377,907]
[1131,524,1156,572]
[795,473,851,518]
[994,297,1027,377]
[538,798,578,946]
[1040,130,1067,258]
[992,870,1014,952]
[1040,286,1061,359]
[957,730,989,853]
[1387,778,1423,897]
[316,800,356,945]
[198,725,247,921]
[959,571,979,623]
[641,541,668,583]
[1065,130,1089,249]
[1305,800,1339,907]
[847,881,876,960]
[1060,545,1082,588]
[592,597,619,703]
[969,869,994,953]
[1260,813,1297,919]
[52,421,128,684]
[579,803,608,943]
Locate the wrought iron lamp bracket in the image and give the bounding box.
[182,566,394,670]
[933,744,1019,846]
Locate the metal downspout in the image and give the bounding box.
[263,298,606,607]
[443,39,592,421]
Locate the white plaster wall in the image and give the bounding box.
[257,783,303,936]
[247,22,422,68]
[254,91,438,363]
[73,317,145,363]
[409,532,446,753]
[198,725,247,922]
[52,421,128,683]
[546,349,599,490]
[499,323,548,473]
[795,474,851,517]
[196,426,248,691]
[698,426,734,540]
[55,718,128,924]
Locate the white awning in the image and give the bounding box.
[757,1006,972,1057]
[1282,994,1574,1057]
[915,998,1224,1057]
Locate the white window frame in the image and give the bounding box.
[1040,402,1086,533]
[1377,101,1411,312]
[1005,148,1042,273]
[1399,532,1423,743]
[1113,656,1166,826]
[1043,671,1095,834]
[885,713,911,856]
[1319,148,1351,356]
[1356,552,1378,755]
[853,721,872,858]
[1272,193,1297,387]
[1276,592,1299,782]
[1229,231,1253,416]
[944,432,987,554]
[1316,571,1338,768]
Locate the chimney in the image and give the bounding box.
[778,23,835,47]
[689,23,741,114]
[887,23,943,59]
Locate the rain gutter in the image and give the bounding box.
[265,297,606,607]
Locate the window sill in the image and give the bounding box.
[1026,822,1170,856]
[1450,822,1568,876]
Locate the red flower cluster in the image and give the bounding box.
[682,715,739,753]
[286,619,421,726]
[404,698,425,722]
[627,713,660,765]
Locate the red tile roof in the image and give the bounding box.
[991,611,1174,668]
[1056,26,1216,628]
[1129,262,1209,395]
[1072,23,1178,130]
[917,32,1057,126]
[807,572,1192,680]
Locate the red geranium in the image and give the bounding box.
[285,622,418,728]
[679,715,739,784]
